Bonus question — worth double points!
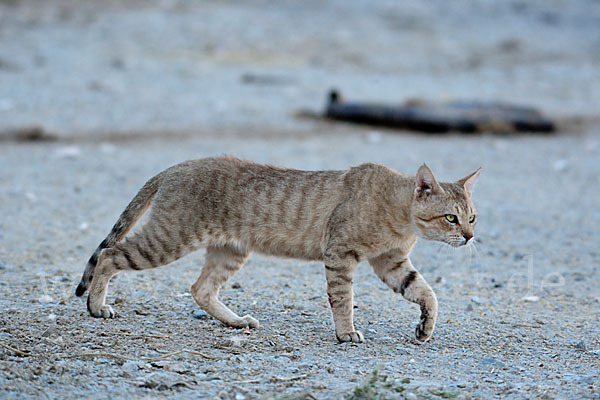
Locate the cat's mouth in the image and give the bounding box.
[446,237,474,248]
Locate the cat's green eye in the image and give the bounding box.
[469,215,476,224]
[445,214,458,224]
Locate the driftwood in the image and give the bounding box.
[324,90,555,133]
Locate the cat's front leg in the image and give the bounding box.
[323,250,363,343]
[369,250,438,342]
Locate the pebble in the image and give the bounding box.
[38,294,53,304]
[479,357,506,368]
[122,361,141,375]
[553,159,569,171]
[522,296,540,303]
[41,325,58,337]
[575,340,587,351]
[25,192,37,202]
[53,146,82,159]
[471,296,487,305]
[366,131,383,144]
[465,304,474,312]
[192,310,208,319]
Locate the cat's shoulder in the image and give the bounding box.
[346,162,405,178]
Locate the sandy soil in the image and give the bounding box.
[0,1,599,399]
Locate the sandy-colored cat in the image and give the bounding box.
[76,157,480,343]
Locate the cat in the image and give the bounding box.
[76,156,481,343]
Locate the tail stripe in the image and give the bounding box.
[75,171,164,296]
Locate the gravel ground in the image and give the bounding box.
[1,1,599,399]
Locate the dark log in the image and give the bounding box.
[324,90,555,133]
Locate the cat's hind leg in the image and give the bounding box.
[191,245,259,329]
[87,221,193,319]
[369,249,438,342]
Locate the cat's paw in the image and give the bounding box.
[241,315,260,329]
[89,305,116,319]
[337,330,364,343]
[415,318,433,342]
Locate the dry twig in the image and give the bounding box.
[77,349,217,361]
[0,341,32,357]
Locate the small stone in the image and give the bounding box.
[53,146,81,159]
[366,131,382,144]
[465,304,474,312]
[38,294,53,304]
[122,360,142,375]
[41,325,57,337]
[231,282,242,289]
[366,328,377,334]
[522,295,539,303]
[471,296,486,304]
[25,192,37,202]
[479,357,506,368]
[192,310,208,319]
[553,159,568,171]
[47,313,57,320]
[575,340,587,351]
[235,393,246,400]
[405,393,418,400]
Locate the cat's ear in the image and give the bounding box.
[415,164,442,197]
[457,167,482,196]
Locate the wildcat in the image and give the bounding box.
[76,157,480,343]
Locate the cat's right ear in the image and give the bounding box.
[415,164,442,198]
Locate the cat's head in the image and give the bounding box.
[410,164,481,247]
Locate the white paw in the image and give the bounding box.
[337,330,364,343]
[89,304,116,319]
[241,315,260,329]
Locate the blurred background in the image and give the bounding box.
[1,1,599,399]
[1,0,599,138]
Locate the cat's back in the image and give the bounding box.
[156,157,346,260]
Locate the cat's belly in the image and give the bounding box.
[241,229,324,261]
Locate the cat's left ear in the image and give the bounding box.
[457,167,482,196]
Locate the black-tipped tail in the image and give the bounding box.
[75,280,87,297]
[75,253,99,297]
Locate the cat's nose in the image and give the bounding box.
[463,233,473,243]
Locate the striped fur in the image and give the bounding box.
[77,157,480,343]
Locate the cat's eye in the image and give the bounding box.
[469,215,477,224]
[445,214,458,224]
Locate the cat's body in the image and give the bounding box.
[76,156,480,343]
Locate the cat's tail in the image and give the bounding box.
[75,171,165,297]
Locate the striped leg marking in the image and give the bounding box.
[369,252,438,342]
[86,222,192,319]
[324,253,363,343]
